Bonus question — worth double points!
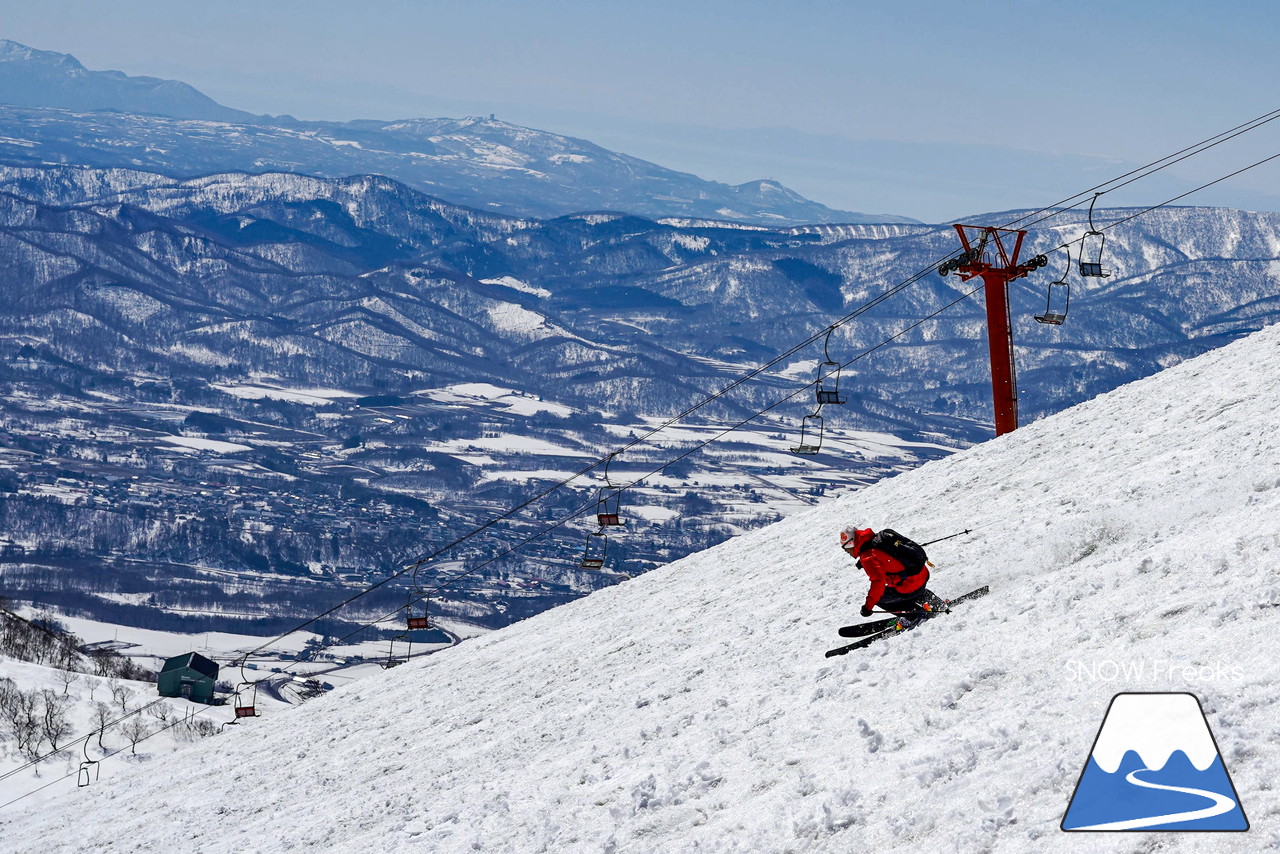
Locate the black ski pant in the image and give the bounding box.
[876,586,943,614]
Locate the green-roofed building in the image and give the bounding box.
[157,652,219,704]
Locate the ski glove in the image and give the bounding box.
[860,606,874,618]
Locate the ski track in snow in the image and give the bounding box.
[4,324,1280,852]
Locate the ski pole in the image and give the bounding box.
[920,529,971,547]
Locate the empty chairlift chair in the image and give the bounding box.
[1035,251,1072,325]
[815,328,847,405]
[407,567,431,630]
[595,453,624,526]
[1078,194,1112,278]
[382,632,408,668]
[580,528,608,569]
[407,599,431,631]
[233,679,259,719]
[77,760,99,788]
[77,740,99,788]
[596,488,623,527]
[790,410,824,455]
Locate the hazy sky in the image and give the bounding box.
[3,0,1278,220]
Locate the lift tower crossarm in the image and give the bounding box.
[946,224,1041,437]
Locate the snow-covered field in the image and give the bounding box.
[3,321,1280,852]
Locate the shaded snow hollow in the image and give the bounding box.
[6,325,1280,853]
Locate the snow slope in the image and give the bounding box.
[4,323,1280,852]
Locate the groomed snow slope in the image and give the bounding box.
[5,324,1280,853]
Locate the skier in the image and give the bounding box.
[839,525,946,628]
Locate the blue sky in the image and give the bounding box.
[3,0,1278,221]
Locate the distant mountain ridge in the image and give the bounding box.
[0,39,265,123]
[0,39,914,226]
[4,162,1276,425]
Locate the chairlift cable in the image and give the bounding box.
[0,699,223,812]
[230,115,1280,671]
[1007,148,1280,273]
[233,142,1278,687]
[273,135,1280,660]
[1100,149,1280,232]
[0,697,169,784]
[1000,106,1280,233]
[232,262,941,664]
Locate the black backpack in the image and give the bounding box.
[868,529,928,577]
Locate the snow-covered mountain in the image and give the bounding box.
[0,39,263,123]
[3,162,1279,640]
[4,163,1278,428]
[0,40,908,226]
[3,279,1277,852]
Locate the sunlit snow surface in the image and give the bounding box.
[4,324,1280,852]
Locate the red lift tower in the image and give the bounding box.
[940,225,1045,437]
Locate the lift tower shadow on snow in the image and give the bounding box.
[939,225,1046,436]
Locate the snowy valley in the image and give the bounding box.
[1,289,1277,852]
[4,159,1280,652]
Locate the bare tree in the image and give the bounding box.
[0,676,16,715]
[109,681,134,714]
[92,701,113,750]
[39,690,73,751]
[0,678,20,751]
[53,641,82,675]
[173,713,198,743]
[175,715,219,743]
[57,668,80,697]
[148,702,172,726]
[120,712,151,755]
[3,688,43,761]
[191,718,219,738]
[89,651,114,678]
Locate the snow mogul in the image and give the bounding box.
[839,525,947,629]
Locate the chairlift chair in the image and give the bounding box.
[1079,193,1112,278]
[406,570,431,630]
[1035,251,1072,325]
[77,760,99,788]
[815,329,846,405]
[595,488,623,527]
[790,411,824,455]
[1078,233,1110,278]
[78,739,100,788]
[382,633,408,668]
[816,362,846,405]
[580,528,607,569]
[1035,282,1070,325]
[232,680,259,718]
[595,453,624,526]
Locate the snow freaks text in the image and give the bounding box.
[1065,659,1245,683]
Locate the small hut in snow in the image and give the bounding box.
[157,652,219,703]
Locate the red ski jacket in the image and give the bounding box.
[858,546,929,610]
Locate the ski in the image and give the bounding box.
[825,628,901,657]
[837,616,903,638]
[834,587,988,637]
[825,586,990,658]
[947,585,989,606]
